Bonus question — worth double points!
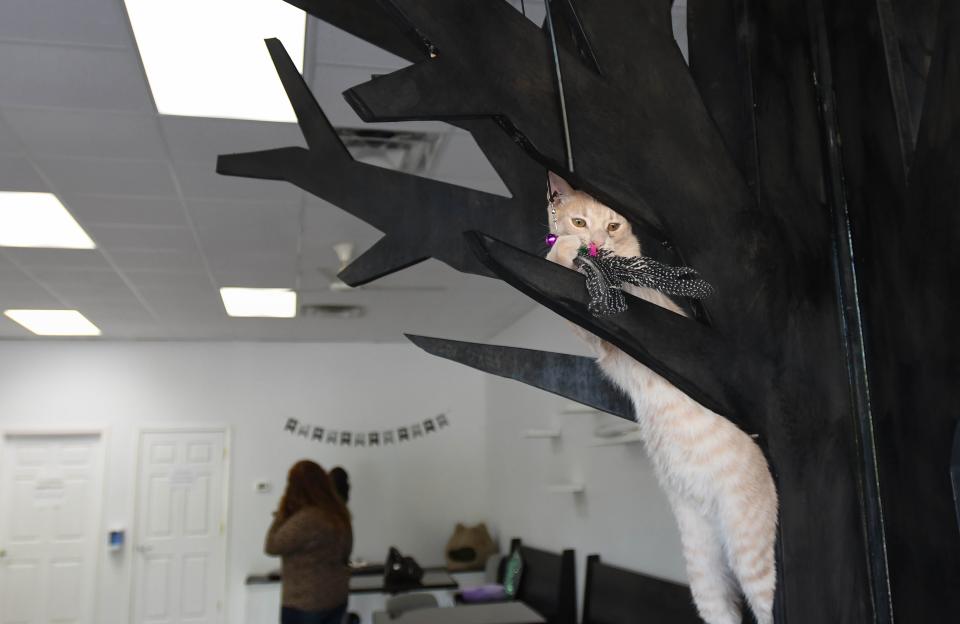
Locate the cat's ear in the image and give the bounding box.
[548,171,575,203]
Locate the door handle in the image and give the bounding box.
[136,544,154,554]
[0,548,7,558]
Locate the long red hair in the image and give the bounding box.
[277,460,351,529]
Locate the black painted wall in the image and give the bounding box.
[824,0,960,619]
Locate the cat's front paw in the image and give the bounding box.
[545,235,582,268]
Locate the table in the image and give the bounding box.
[390,602,546,624]
[350,570,458,594]
[243,569,486,624]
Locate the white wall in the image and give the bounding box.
[484,307,686,602]
[0,341,488,624]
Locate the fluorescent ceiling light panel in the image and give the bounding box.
[220,287,297,318]
[4,310,101,336]
[124,0,306,122]
[0,192,96,249]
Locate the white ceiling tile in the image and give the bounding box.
[139,289,225,321]
[27,266,120,284]
[30,267,136,300]
[190,199,300,254]
[3,109,166,160]
[0,115,24,155]
[0,155,46,191]
[206,252,297,283]
[0,272,63,308]
[74,299,154,320]
[197,225,299,258]
[3,248,111,270]
[161,116,306,164]
[174,162,302,202]
[128,271,213,293]
[212,270,296,289]
[35,157,176,196]
[0,254,21,272]
[426,132,506,187]
[61,290,151,309]
[0,42,153,111]
[0,0,134,47]
[312,19,409,69]
[187,198,300,228]
[85,225,198,252]
[0,316,32,337]
[110,248,207,273]
[63,195,188,227]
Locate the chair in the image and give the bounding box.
[455,537,576,624]
[511,541,576,624]
[581,555,701,624]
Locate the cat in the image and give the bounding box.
[545,173,778,624]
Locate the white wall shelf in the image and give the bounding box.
[546,482,585,494]
[593,422,640,438]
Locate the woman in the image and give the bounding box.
[329,466,350,504]
[265,460,353,624]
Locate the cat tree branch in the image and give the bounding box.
[405,334,635,421]
[344,0,785,349]
[216,39,543,287]
[216,15,770,441]
[467,232,769,436]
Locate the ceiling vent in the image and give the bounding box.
[337,128,442,174]
[299,303,366,319]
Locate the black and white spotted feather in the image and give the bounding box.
[573,249,714,317]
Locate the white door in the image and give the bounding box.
[0,433,105,624]
[132,429,228,624]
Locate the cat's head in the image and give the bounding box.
[547,172,640,256]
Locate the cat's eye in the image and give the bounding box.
[571,218,587,228]
[607,222,621,232]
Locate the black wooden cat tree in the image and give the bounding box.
[218,1,960,621]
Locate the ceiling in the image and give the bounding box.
[0,0,687,342]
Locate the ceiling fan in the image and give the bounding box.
[311,242,447,293]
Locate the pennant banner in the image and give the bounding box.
[282,414,450,448]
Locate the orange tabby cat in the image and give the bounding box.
[545,173,778,624]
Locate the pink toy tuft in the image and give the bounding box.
[589,242,598,257]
